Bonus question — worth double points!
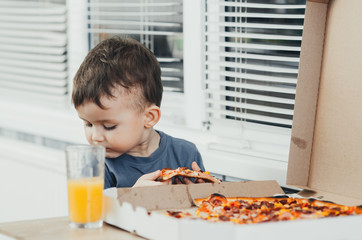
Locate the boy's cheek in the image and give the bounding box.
[84,129,93,144]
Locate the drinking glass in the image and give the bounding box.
[65,145,105,229]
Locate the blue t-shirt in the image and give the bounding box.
[104,130,205,188]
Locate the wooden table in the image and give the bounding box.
[0,217,144,240]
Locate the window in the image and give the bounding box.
[201,0,306,182]
[0,0,307,186]
[0,0,68,106]
[86,0,186,122]
[0,0,84,145]
[87,0,184,92]
[205,0,305,128]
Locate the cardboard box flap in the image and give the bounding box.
[288,0,362,205]
[287,0,328,188]
[298,189,362,206]
[112,184,191,210]
[188,180,284,200]
[104,180,285,211]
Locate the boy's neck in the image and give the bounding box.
[129,129,160,157]
[146,129,161,155]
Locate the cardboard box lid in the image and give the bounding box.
[106,180,284,211]
[287,0,362,205]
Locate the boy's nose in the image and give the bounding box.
[92,127,105,143]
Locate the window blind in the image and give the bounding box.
[203,0,306,160]
[87,0,184,92]
[0,0,68,105]
[204,0,305,129]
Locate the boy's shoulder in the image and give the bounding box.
[157,130,203,168]
[158,130,197,150]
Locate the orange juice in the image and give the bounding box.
[67,177,104,223]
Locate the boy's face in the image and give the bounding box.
[76,90,149,159]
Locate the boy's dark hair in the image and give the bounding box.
[72,37,162,110]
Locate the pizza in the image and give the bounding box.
[166,193,362,224]
[156,167,221,183]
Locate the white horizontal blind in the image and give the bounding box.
[203,0,306,161]
[0,0,68,105]
[205,0,305,129]
[87,0,184,92]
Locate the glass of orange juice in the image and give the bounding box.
[65,145,105,229]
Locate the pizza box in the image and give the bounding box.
[103,181,362,240]
[103,180,286,240]
[286,0,362,206]
[103,0,362,239]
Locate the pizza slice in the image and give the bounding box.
[156,167,221,183]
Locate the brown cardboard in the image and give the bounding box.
[187,180,283,200]
[298,189,362,206]
[287,0,362,205]
[104,179,362,240]
[103,180,285,240]
[114,184,191,210]
[112,180,284,211]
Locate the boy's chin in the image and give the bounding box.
[105,151,122,159]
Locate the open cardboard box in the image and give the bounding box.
[103,181,286,239]
[287,0,362,206]
[103,0,362,239]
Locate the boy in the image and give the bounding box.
[72,37,205,188]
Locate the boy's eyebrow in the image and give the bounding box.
[79,117,115,123]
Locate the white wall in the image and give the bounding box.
[0,137,68,223]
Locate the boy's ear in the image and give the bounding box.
[144,105,161,128]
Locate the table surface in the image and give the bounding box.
[0,217,144,240]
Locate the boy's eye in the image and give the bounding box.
[104,125,116,130]
[85,123,92,127]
